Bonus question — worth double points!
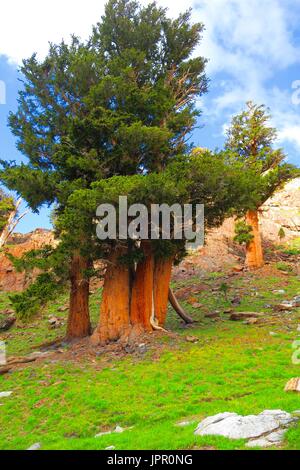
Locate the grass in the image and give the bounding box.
[1,266,300,450]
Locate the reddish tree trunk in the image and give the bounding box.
[153,257,173,327]
[67,254,91,340]
[130,244,154,332]
[245,210,264,269]
[91,247,131,345]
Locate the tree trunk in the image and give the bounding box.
[91,247,131,345]
[168,288,195,324]
[130,243,154,332]
[153,257,173,327]
[245,209,264,269]
[67,253,91,340]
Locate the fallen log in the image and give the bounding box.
[168,288,195,324]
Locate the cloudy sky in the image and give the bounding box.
[0,0,299,232]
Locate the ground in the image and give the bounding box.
[0,245,300,450]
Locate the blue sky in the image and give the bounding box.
[0,0,299,233]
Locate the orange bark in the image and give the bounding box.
[153,257,173,327]
[67,254,91,340]
[91,247,131,345]
[245,210,264,269]
[130,243,154,332]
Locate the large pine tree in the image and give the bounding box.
[0,0,208,339]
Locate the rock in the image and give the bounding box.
[57,306,68,312]
[191,303,204,309]
[232,265,244,273]
[285,378,300,392]
[204,311,220,319]
[223,309,233,314]
[185,336,199,343]
[0,391,13,398]
[0,316,16,332]
[245,318,258,325]
[176,420,195,427]
[246,429,286,448]
[276,302,295,312]
[115,426,124,433]
[27,443,41,451]
[230,312,263,321]
[105,446,116,450]
[231,297,242,306]
[194,410,297,446]
[293,296,300,307]
[138,343,148,354]
[48,317,61,329]
[95,425,125,438]
[95,430,112,438]
[273,290,286,295]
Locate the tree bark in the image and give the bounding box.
[130,243,154,332]
[91,246,131,345]
[245,209,264,269]
[153,257,173,327]
[66,253,91,340]
[168,288,195,324]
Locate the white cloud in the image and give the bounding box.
[0,0,106,64]
[1,0,300,157]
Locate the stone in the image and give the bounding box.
[105,446,116,450]
[230,312,263,321]
[185,336,199,343]
[231,297,242,306]
[0,316,16,332]
[115,426,124,433]
[0,391,13,398]
[293,296,300,307]
[246,429,286,448]
[285,378,300,392]
[194,410,297,446]
[176,420,194,427]
[204,311,220,319]
[276,302,295,312]
[273,290,286,295]
[232,265,244,273]
[27,443,41,451]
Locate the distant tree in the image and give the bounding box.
[0,192,28,248]
[225,101,297,269]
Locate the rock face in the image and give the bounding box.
[174,178,300,275]
[0,229,56,292]
[260,178,300,242]
[194,410,298,448]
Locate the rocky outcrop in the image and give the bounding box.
[194,410,299,448]
[0,229,56,292]
[260,178,300,242]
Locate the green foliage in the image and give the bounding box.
[275,261,294,273]
[0,189,15,232]
[9,273,63,321]
[278,227,286,241]
[234,220,254,245]
[225,101,298,208]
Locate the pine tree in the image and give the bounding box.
[225,101,296,269]
[0,0,208,339]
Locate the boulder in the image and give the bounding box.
[194,410,298,447]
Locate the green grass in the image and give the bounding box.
[1,268,300,450]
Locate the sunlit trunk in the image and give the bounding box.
[67,253,91,340]
[245,210,264,269]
